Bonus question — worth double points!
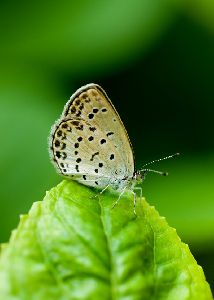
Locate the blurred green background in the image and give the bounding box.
[0,0,213,291]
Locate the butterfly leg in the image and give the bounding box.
[99,184,110,194]
[130,190,137,215]
[131,187,143,215]
[91,184,110,199]
[133,187,142,199]
[111,187,127,209]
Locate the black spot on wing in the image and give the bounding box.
[79,103,84,110]
[62,123,68,129]
[77,137,83,142]
[72,120,80,126]
[77,124,83,130]
[110,154,114,160]
[90,152,99,161]
[76,110,81,117]
[88,113,94,119]
[88,136,94,141]
[75,99,80,105]
[100,139,106,144]
[106,132,114,137]
[54,140,60,147]
[61,143,66,150]
[89,127,96,132]
[70,107,76,113]
[62,152,67,159]
[56,151,61,158]
[57,130,62,137]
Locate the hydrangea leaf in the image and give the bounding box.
[0,180,212,299]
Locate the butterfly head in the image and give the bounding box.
[132,170,144,184]
[132,167,169,185]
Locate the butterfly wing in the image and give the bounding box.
[63,84,135,173]
[49,84,134,189]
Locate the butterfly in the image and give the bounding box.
[49,84,178,213]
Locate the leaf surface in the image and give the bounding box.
[0,180,212,300]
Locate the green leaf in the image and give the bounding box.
[0,180,212,299]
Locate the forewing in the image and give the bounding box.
[63,84,134,174]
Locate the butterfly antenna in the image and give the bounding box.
[140,153,180,169]
[139,153,180,178]
[141,168,168,176]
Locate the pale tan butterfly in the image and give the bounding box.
[49,84,179,213]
